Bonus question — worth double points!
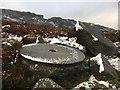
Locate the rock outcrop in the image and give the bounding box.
[76,21,119,57]
[90,54,118,80]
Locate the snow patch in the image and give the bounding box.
[8,35,22,42]
[98,81,110,87]
[50,37,61,44]
[36,36,39,43]
[90,53,104,73]
[22,43,37,47]
[43,38,53,42]
[91,34,98,41]
[72,75,115,89]
[35,64,38,67]
[49,37,84,51]
[32,17,37,20]
[104,36,107,39]
[75,21,83,31]
[108,57,120,71]
[90,23,94,26]
[59,36,68,40]
[2,25,10,29]
[4,16,18,22]
[2,41,12,46]
[113,42,120,47]
[10,62,14,65]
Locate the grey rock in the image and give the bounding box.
[22,34,36,44]
[2,39,22,51]
[47,17,76,28]
[76,21,119,57]
[32,78,65,90]
[21,56,90,88]
[90,54,118,80]
[22,34,44,44]
[21,55,90,77]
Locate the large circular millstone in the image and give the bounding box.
[20,43,85,64]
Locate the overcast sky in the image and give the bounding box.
[0,0,119,29]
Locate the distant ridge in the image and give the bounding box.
[2,9,118,31]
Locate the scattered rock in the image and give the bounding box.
[22,34,36,44]
[71,75,116,89]
[47,17,76,28]
[22,34,44,44]
[2,39,22,51]
[90,54,118,80]
[32,78,65,90]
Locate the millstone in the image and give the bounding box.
[20,43,85,64]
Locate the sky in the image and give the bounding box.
[0,0,119,30]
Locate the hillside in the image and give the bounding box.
[1,9,120,89]
[2,9,118,30]
[2,9,120,41]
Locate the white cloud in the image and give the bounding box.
[78,8,118,29]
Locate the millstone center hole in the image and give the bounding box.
[49,49,57,52]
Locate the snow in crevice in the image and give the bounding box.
[72,75,116,89]
[90,53,104,73]
[75,20,83,31]
[36,35,39,43]
[91,34,98,41]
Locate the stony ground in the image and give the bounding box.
[2,35,120,89]
[1,19,120,89]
